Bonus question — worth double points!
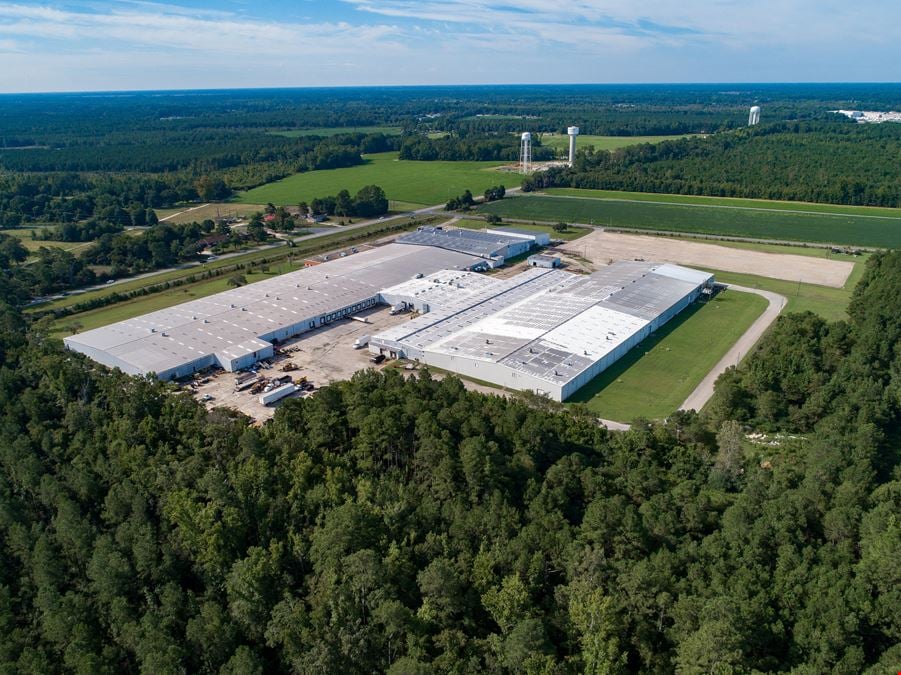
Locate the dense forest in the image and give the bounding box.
[0,133,392,225]
[523,121,901,207]
[398,135,554,162]
[0,243,897,672]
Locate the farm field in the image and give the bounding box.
[569,290,767,422]
[478,195,901,248]
[268,126,403,137]
[236,152,511,207]
[453,218,590,242]
[539,134,692,153]
[544,188,901,219]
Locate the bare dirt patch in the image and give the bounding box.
[559,230,854,287]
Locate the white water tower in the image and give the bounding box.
[519,132,532,174]
[567,126,580,165]
[748,106,761,126]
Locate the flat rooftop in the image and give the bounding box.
[373,261,713,392]
[64,243,485,377]
[396,226,531,259]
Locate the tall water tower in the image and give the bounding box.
[567,126,580,165]
[519,132,532,174]
[748,106,761,126]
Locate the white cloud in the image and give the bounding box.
[0,0,897,91]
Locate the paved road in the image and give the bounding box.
[679,284,787,413]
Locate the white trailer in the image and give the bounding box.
[259,383,297,406]
[353,335,371,349]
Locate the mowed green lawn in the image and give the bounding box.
[569,290,767,422]
[539,134,692,152]
[236,153,512,207]
[268,126,403,137]
[479,195,901,249]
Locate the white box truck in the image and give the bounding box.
[353,335,370,349]
[259,383,297,406]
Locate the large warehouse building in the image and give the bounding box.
[370,261,714,401]
[63,243,487,380]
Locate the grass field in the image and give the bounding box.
[544,188,901,219]
[539,134,692,153]
[569,290,768,422]
[453,218,590,242]
[268,126,403,138]
[159,203,266,225]
[6,228,91,254]
[479,195,901,249]
[236,152,511,207]
[706,267,860,322]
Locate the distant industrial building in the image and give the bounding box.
[396,226,544,267]
[63,244,488,380]
[371,262,713,401]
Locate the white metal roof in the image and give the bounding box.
[64,244,485,376]
[374,260,712,389]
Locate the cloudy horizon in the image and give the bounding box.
[0,0,898,93]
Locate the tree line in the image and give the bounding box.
[0,241,896,672]
[301,185,390,219]
[523,121,901,208]
[399,135,555,162]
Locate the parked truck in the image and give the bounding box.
[259,383,297,406]
[353,335,370,349]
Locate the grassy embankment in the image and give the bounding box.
[569,291,768,422]
[235,152,513,208]
[478,193,901,249]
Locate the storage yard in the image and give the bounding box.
[188,305,411,421]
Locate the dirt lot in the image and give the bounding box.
[190,305,414,421]
[559,230,854,287]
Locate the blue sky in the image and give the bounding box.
[0,0,898,92]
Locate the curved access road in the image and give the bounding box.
[679,284,787,413]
